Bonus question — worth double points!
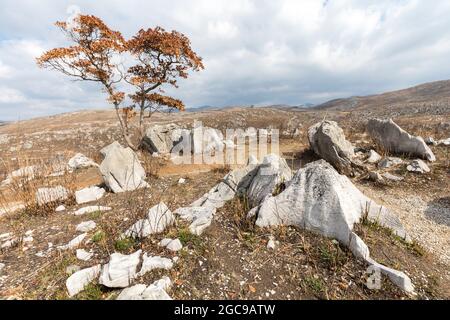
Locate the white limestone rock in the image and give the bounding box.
[55,205,66,212]
[123,203,174,239]
[76,249,94,261]
[99,250,142,288]
[58,233,87,250]
[76,221,97,233]
[116,284,147,300]
[382,173,404,182]
[99,142,148,193]
[36,186,69,206]
[252,160,414,294]
[246,154,292,206]
[175,206,216,235]
[407,159,431,174]
[378,157,403,169]
[73,206,111,216]
[366,150,382,164]
[66,265,101,297]
[138,254,173,277]
[367,119,436,162]
[252,160,408,245]
[116,277,172,300]
[68,153,98,170]
[159,238,183,252]
[437,138,450,146]
[308,121,356,175]
[75,186,106,205]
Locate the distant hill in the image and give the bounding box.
[314,80,450,116]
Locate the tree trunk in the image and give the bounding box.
[114,106,138,151]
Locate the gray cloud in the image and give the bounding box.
[1,0,450,120]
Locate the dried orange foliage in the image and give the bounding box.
[37,14,204,149]
[127,26,204,116]
[37,15,125,101]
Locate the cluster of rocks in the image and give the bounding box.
[64,202,179,299]
[306,118,441,185]
[142,123,233,156]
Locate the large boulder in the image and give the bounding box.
[308,121,356,175]
[246,154,292,206]
[250,160,414,294]
[367,119,436,161]
[142,123,188,154]
[99,142,148,193]
[252,160,408,243]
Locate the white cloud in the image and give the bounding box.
[0,87,26,103]
[1,0,450,120]
[207,21,239,39]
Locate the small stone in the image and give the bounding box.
[76,221,97,233]
[99,250,142,288]
[58,233,87,250]
[178,178,186,184]
[66,265,81,275]
[378,157,403,169]
[267,236,277,250]
[75,186,106,205]
[382,172,404,182]
[76,249,93,261]
[55,205,66,212]
[366,150,382,164]
[23,236,34,243]
[166,239,183,252]
[368,171,384,182]
[66,265,101,297]
[407,159,431,174]
[73,206,111,216]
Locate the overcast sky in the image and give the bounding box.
[1,0,450,120]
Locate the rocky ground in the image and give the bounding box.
[0,106,449,300]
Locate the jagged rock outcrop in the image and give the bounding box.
[249,160,414,294]
[99,142,148,193]
[367,119,436,161]
[308,121,356,175]
[142,124,189,154]
[246,154,292,206]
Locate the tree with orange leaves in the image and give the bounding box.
[37,14,204,150]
